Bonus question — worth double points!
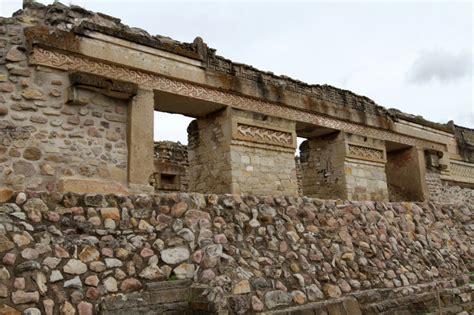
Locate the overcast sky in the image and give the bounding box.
[1,0,473,144]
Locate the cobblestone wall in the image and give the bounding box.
[0,190,471,314]
[426,169,474,204]
[0,20,129,192]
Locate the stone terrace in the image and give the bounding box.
[0,191,472,314]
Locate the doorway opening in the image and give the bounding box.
[385,142,425,201]
[151,90,226,193]
[150,111,193,192]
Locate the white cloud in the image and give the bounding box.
[407,49,472,84]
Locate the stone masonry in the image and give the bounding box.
[0,2,473,200]
[300,132,388,201]
[188,108,298,196]
[0,191,471,314]
[0,3,473,313]
[150,141,189,192]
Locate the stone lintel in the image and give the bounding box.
[69,71,138,97]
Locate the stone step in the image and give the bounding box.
[189,285,217,313]
[100,280,197,315]
[145,279,192,291]
[101,301,192,315]
[260,296,362,315]
[360,284,474,315]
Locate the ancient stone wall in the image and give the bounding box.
[344,160,388,201]
[0,21,129,194]
[300,133,388,201]
[300,133,347,199]
[151,141,302,196]
[187,110,232,194]
[425,169,474,204]
[0,190,471,314]
[150,141,189,192]
[188,108,298,195]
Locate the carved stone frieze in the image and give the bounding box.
[347,144,385,163]
[235,123,293,148]
[450,161,474,182]
[30,47,446,151]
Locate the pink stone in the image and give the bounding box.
[77,301,93,315]
[120,278,142,292]
[11,290,39,304]
[47,212,60,222]
[286,206,298,218]
[303,209,316,221]
[140,247,154,258]
[158,206,170,214]
[156,214,172,226]
[43,299,54,315]
[21,248,39,260]
[279,241,288,253]
[200,269,215,283]
[192,250,203,264]
[13,278,25,289]
[84,275,99,287]
[170,202,188,217]
[213,216,226,228]
[276,280,287,292]
[3,253,16,265]
[85,287,100,300]
[101,248,114,257]
[54,245,69,258]
[71,207,84,215]
[251,295,264,311]
[214,234,228,244]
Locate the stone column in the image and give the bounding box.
[301,132,389,201]
[127,89,154,192]
[188,108,298,195]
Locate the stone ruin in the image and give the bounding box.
[150,141,307,196]
[0,2,473,201]
[150,141,189,193]
[0,2,472,315]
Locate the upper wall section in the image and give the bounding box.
[1,1,473,197]
[5,1,470,156]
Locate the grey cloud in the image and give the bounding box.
[407,49,472,84]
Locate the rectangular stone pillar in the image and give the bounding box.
[188,108,298,195]
[300,132,389,201]
[127,89,154,192]
[386,147,428,201]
